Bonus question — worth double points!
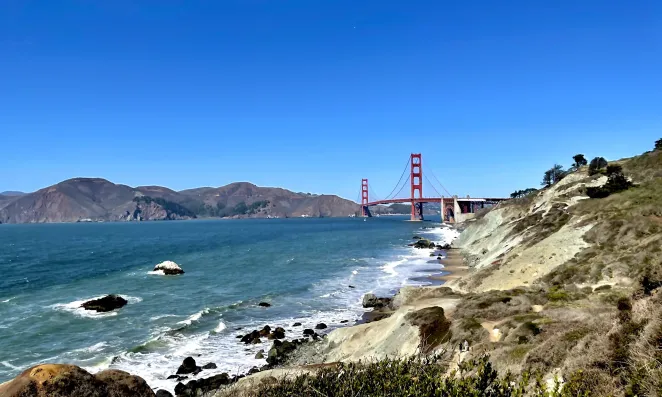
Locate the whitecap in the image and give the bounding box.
[148,270,165,276]
[352,270,358,275]
[214,321,227,333]
[74,341,108,354]
[177,308,210,326]
[1,361,21,370]
[1,297,15,303]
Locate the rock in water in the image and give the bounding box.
[153,260,184,275]
[156,390,174,397]
[258,302,271,307]
[202,362,217,369]
[176,357,200,375]
[302,328,315,336]
[0,364,156,397]
[174,373,231,397]
[315,323,327,330]
[81,295,128,312]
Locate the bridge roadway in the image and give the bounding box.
[366,197,507,206]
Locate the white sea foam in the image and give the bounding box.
[74,342,108,354]
[96,223,462,394]
[177,308,210,326]
[214,321,227,333]
[1,361,21,370]
[1,297,15,303]
[148,270,165,276]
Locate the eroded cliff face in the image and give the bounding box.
[450,171,608,292]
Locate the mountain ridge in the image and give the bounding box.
[0,178,361,224]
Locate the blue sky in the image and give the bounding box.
[1,0,661,200]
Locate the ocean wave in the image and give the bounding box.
[177,308,211,326]
[1,361,21,370]
[147,270,165,276]
[73,341,108,354]
[214,321,227,333]
[1,297,15,303]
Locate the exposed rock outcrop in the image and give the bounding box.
[81,295,128,312]
[0,364,155,397]
[153,261,185,275]
[362,293,392,309]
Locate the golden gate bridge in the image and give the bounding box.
[358,153,508,222]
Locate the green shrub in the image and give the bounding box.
[588,156,608,175]
[243,355,581,397]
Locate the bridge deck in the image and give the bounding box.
[366,197,508,206]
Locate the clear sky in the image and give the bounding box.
[2,0,661,200]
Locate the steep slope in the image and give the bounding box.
[0,180,360,223]
[0,178,194,223]
[0,194,20,211]
[179,182,359,218]
[451,149,662,293]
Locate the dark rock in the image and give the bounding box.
[250,338,262,344]
[240,330,261,344]
[315,323,327,330]
[166,375,179,380]
[176,357,198,375]
[266,339,300,366]
[174,373,231,397]
[271,327,286,339]
[303,328,315,336]
[81,294,128,312]
[255,349,265,359]
[235,335,243,338]
[258,302,271,307]
[201,362,217,370]
[340,320,349,323]
[248,367,260,375]
[348,285,355,288]
[259,325,271,337]
[156,390,174,397]
[362,293,392,309]
[292,322,302,326]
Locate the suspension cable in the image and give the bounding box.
[383,157,411,200]
[424,174,443,197]
[391,175,411,200]
[424,165,452,197]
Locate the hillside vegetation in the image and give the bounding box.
[215,144,662,397]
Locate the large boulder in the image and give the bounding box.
[156,391,173,397]
[174,372,231,397]
[266,340,301,366]
[362,293,392,309]
[0,364,155,397]
[81,295,128,312]
[413,239,434,249]
[154,261,184,275]
[176,357,200,375]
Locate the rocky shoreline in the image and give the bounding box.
[0,225,459,397]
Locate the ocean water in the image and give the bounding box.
[0,217,458,392]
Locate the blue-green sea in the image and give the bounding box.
[0,217,457,392]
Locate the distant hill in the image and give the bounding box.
[0,178,360,224]
[0,191,25,196]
